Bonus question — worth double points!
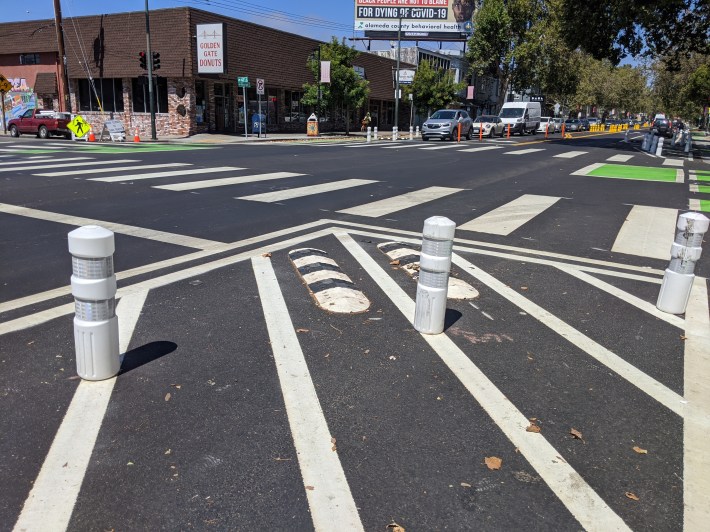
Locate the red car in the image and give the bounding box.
[8,109,71,139]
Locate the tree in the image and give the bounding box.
[302,37,370,134]
[559,0,710,67]
[408,60,465,116]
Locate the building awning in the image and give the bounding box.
[34,72,58,96]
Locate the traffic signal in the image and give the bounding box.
[152,52,160,71]
[139,51,147,70]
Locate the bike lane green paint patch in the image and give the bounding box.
[585,163,679,182]
[691,171,710,182]
[698,200,710,212]
[694,185,710,194]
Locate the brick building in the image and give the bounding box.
[0,7,410,137]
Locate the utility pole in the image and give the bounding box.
[144,0,157,140]
[53,0,71,112]
[316,45,321,119]
[394,16,402,133]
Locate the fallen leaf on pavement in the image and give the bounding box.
[296,328,309,333]
[262,252,272,258]
[387,522,405,531]
[331,437,337,452]
[170,384,182,389]
[570,428,584,442]
[520,286,529,291]
[625,492,640,501]
[485,456,502,470]
[389,260,400,265]
[165,393,171,402]
[633,446,648,454]
[165,449,172,455]
[305,485,315,491]
[526,424,542,433]
[460,482,472,488]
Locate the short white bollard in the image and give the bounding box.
[393,126,398,141]
[657,212,709,314]
[68,226,120,380]
[367,126,371,143]
[655,136,664,156]
[413,216,456,335]
[641,133,650,151]
[416,126,420,138]
[409,126,413,141]
[374,127,378,141]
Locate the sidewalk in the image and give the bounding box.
[165,131,369,144]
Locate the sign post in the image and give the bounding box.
[0,74,11,135]
[237,76,250,139]
[256,78,265,139]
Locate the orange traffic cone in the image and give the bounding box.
[134,128,141,143]
[88,128,96,142]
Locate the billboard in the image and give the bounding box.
[354,0,474,37]
[196,24,225,74]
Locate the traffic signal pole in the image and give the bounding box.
[144,0,157,140]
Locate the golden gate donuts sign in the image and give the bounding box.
[196,23,224,74]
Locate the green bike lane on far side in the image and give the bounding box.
[690,169,710,212]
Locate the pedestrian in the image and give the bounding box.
[361,111,371,132]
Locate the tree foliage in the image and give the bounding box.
[302,37,370,133]
[559,0,710,67]
[408,59,465,115]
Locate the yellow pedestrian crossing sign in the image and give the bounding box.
[0,74,12,93]
[68,115,90,138]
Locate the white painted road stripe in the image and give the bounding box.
[571,163,605,176]
[0,156,91,167]
[606,154,634,162]
[0,202,224,250]
[238,179,377,202]
[338,233,630,531]
[457,146,504,153]
[662,158,684,167]
[689,199,701,211]
[504,148,546,155]
[690,184,700,193]
[459,194,561,235]
[89,166,245,182]
[611,205,677,260]
[345,141,399,148]
[35,163,193,177]
[0,159,138,172]
[154,172,305,191]
[451,252,685,417]
[676,169,685,183]
[381,143,429,149]
[0,145,62,150]
[253,256,364,531]
[684,277,710,530]
[338,186,463,217]
[553,151,588,158]
[12,290,149,532]
[420,143,469,150]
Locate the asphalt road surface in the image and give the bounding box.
[1,130,709,531]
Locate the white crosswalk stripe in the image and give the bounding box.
[344,141,400,148]
[381,143,429,149]
[238,179,378,202]
[553,151,588,158]
[611,205,677,260]
[662,158,684,167]
[88,166,245,183]
[420,143,469,150]
[457,146,504,153]
[35,163,192,177]
[338,186,463,217]
[155,172,305,191]
[607,154,634,162]
[0,157,56,166]
[459,194,562,235]
[0,158,132,172]
[504,148,546,155]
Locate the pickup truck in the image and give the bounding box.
[8,109,71,139]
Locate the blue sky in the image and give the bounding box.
[5,0,465,53]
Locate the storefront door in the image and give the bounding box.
[214,83,233,132]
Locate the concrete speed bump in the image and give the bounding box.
[377,242,479,300]
[289,248,370,313]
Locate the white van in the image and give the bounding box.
[499,101,541,135]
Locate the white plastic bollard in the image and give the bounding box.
[367,126,371,143]
[641,133,650,151]
[409,126,413,140]
[68,226,120,380]
[655,136,664,156]
[416,126,420,138]
[413,216,456,335]
[650,135,659,154]
[393,126,398,141]
[657,212,709,314]
[374,127,378,141]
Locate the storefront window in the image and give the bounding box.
[131,77,168,113]
[77,78,124,112]
[285,91,305,123]
[195,80,206,125]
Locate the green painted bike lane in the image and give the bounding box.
[578,163,680,182]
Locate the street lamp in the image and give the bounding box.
[393,16,402,136]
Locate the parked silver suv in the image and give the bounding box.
[422,109,473,141]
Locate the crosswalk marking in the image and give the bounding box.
[553,151,588,158]
[34,163,192,177]
[0,157,56,166]
[345,141,399,148]
[662,158,684,167]
[88,166,244,183]
[381,143,428,149]
[504,148,546,155]
[459,194,561,235]
[154,172,305,191]
[238,179,378,202]
[571,163,605,175]
[338,186,463,217]
[607,154,634,162]
[611,205,677,260]
[0,159,135,173]
[420,143,468,150]
[457,145,504,153]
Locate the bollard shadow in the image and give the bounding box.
[119,341,177,375]
[444,309,463,331]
